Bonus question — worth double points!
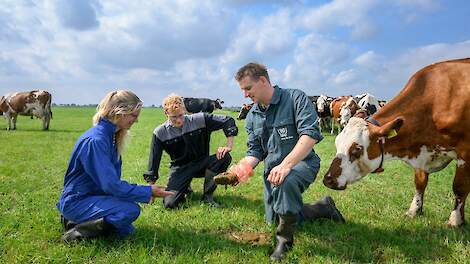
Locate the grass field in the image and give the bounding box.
[0,107,469,263]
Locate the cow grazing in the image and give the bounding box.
[0,90,52,130]
[323,58,470,227]
[183,97,223,114]
[237,103,253,120]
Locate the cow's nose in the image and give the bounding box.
[323,175,335,188]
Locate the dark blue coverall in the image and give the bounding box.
[57,118,152,236]
[245,86,323,224]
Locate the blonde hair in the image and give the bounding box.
[162,93,186,113]
[93,90,143,155]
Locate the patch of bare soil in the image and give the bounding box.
[227,231,271,246]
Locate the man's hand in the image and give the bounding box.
[216,146,232,159]
[267,163,291,186]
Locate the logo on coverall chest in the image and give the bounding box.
[277,127,293,140]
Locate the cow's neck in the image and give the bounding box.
[371,86,425,157]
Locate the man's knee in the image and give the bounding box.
[222,152,232,164]
[279,175,299,191]
[213,153,232,172]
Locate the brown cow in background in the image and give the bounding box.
[0,90,52,130]
[237,103,253,120]
[329,96,351,134]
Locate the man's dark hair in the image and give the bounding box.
[235,62,270,83]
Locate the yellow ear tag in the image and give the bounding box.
[387,129,398,139]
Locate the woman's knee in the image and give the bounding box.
[127,203,141,221]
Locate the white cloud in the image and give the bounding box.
[300,0,378,40]
[374,40,470,99]
[55,0,100,31]
[0,0,468,107]
[221,8,295,66]
[278,33,352,95]
[331,69,358,85]
[353,50,385,72]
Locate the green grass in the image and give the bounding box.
[0,107,469,263]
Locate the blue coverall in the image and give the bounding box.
[245,86,323,224]
[57,119,152,236]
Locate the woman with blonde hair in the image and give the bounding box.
[57,90,173,242]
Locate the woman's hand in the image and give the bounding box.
[151,185,174,197]
[150,185,174,203]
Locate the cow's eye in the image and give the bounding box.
[348,143,363,162]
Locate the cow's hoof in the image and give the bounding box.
[447,211,464,227]
[405,209,422,218]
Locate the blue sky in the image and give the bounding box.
[0,0,469,106]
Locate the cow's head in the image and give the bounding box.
[237,103,253,120]
[214,98,224,109]
[339,98,358,127]
[316,95,328,113]
[323,116,404,190]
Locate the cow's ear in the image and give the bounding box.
[372,117,404,138]
[354,109,368,119]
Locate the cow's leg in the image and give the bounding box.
[447,161,469,227]
[330,118,334,134]
[42,114,50,130]
[11,114,17,130]
[5,113,11,130]
[405,169,429,218]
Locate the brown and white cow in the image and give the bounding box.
[339,96,360,127]
[0,90,52,130]
[323,58,470,227]
[237,103,254,120]
[329,96,351,134]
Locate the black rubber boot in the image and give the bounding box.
[201,169,221,208]
[61,218,113,242]
[270,214,297,262]
[185,185,193,195]
[302,196,345,223]
[61,215,77,232]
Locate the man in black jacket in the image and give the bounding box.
[143,94,238,208]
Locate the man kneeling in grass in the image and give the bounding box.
[228,63,345,261]
[143,94,238,208]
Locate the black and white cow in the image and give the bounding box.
[355,93,381,115]
[316,94,335,132]
[183,97,224,113]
